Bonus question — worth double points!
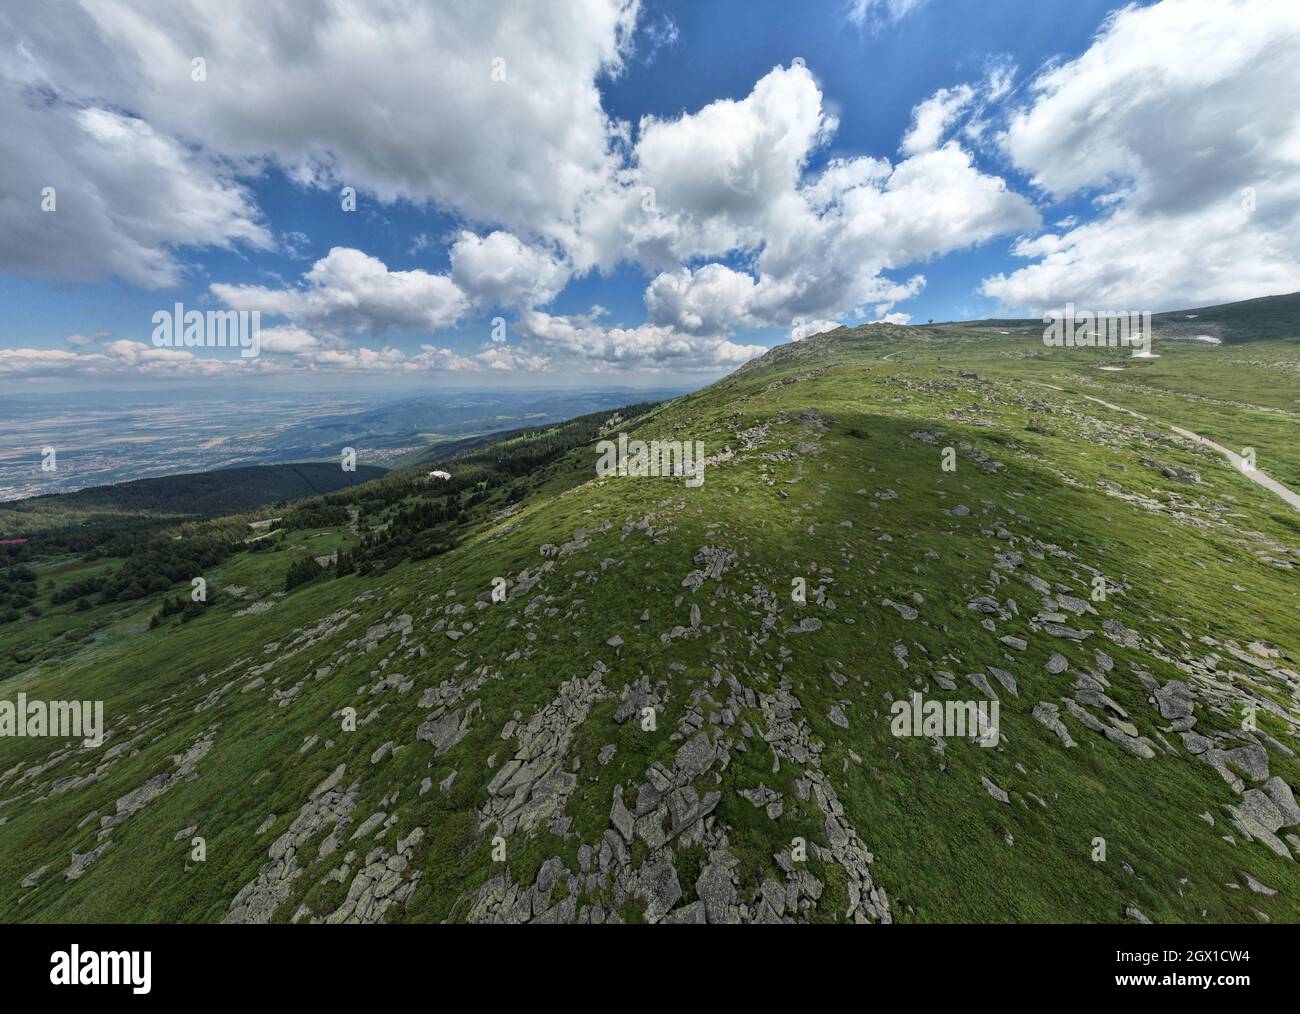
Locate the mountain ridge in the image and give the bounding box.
[945,290,1300,344]
[1,320,1298,923]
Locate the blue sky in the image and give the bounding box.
[1,0,1297,391]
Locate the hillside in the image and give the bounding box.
[397,401,664,469]
[952,290,1300,344]
[266,388,686,461]
[1,462,388,531]
[1,324,1299,924]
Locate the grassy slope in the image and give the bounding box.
[1,462,388,531]
[2,326,1298,923]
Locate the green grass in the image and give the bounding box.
[2,324,1299,923]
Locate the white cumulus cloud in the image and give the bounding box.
[211,248,470,334]
[983,0,1300,311]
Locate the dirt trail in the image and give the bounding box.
[1170,426,1300,512]
[1036,382,1300,513]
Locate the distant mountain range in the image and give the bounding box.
[952,290,1300,343]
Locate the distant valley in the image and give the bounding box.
[0,387,684,503]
